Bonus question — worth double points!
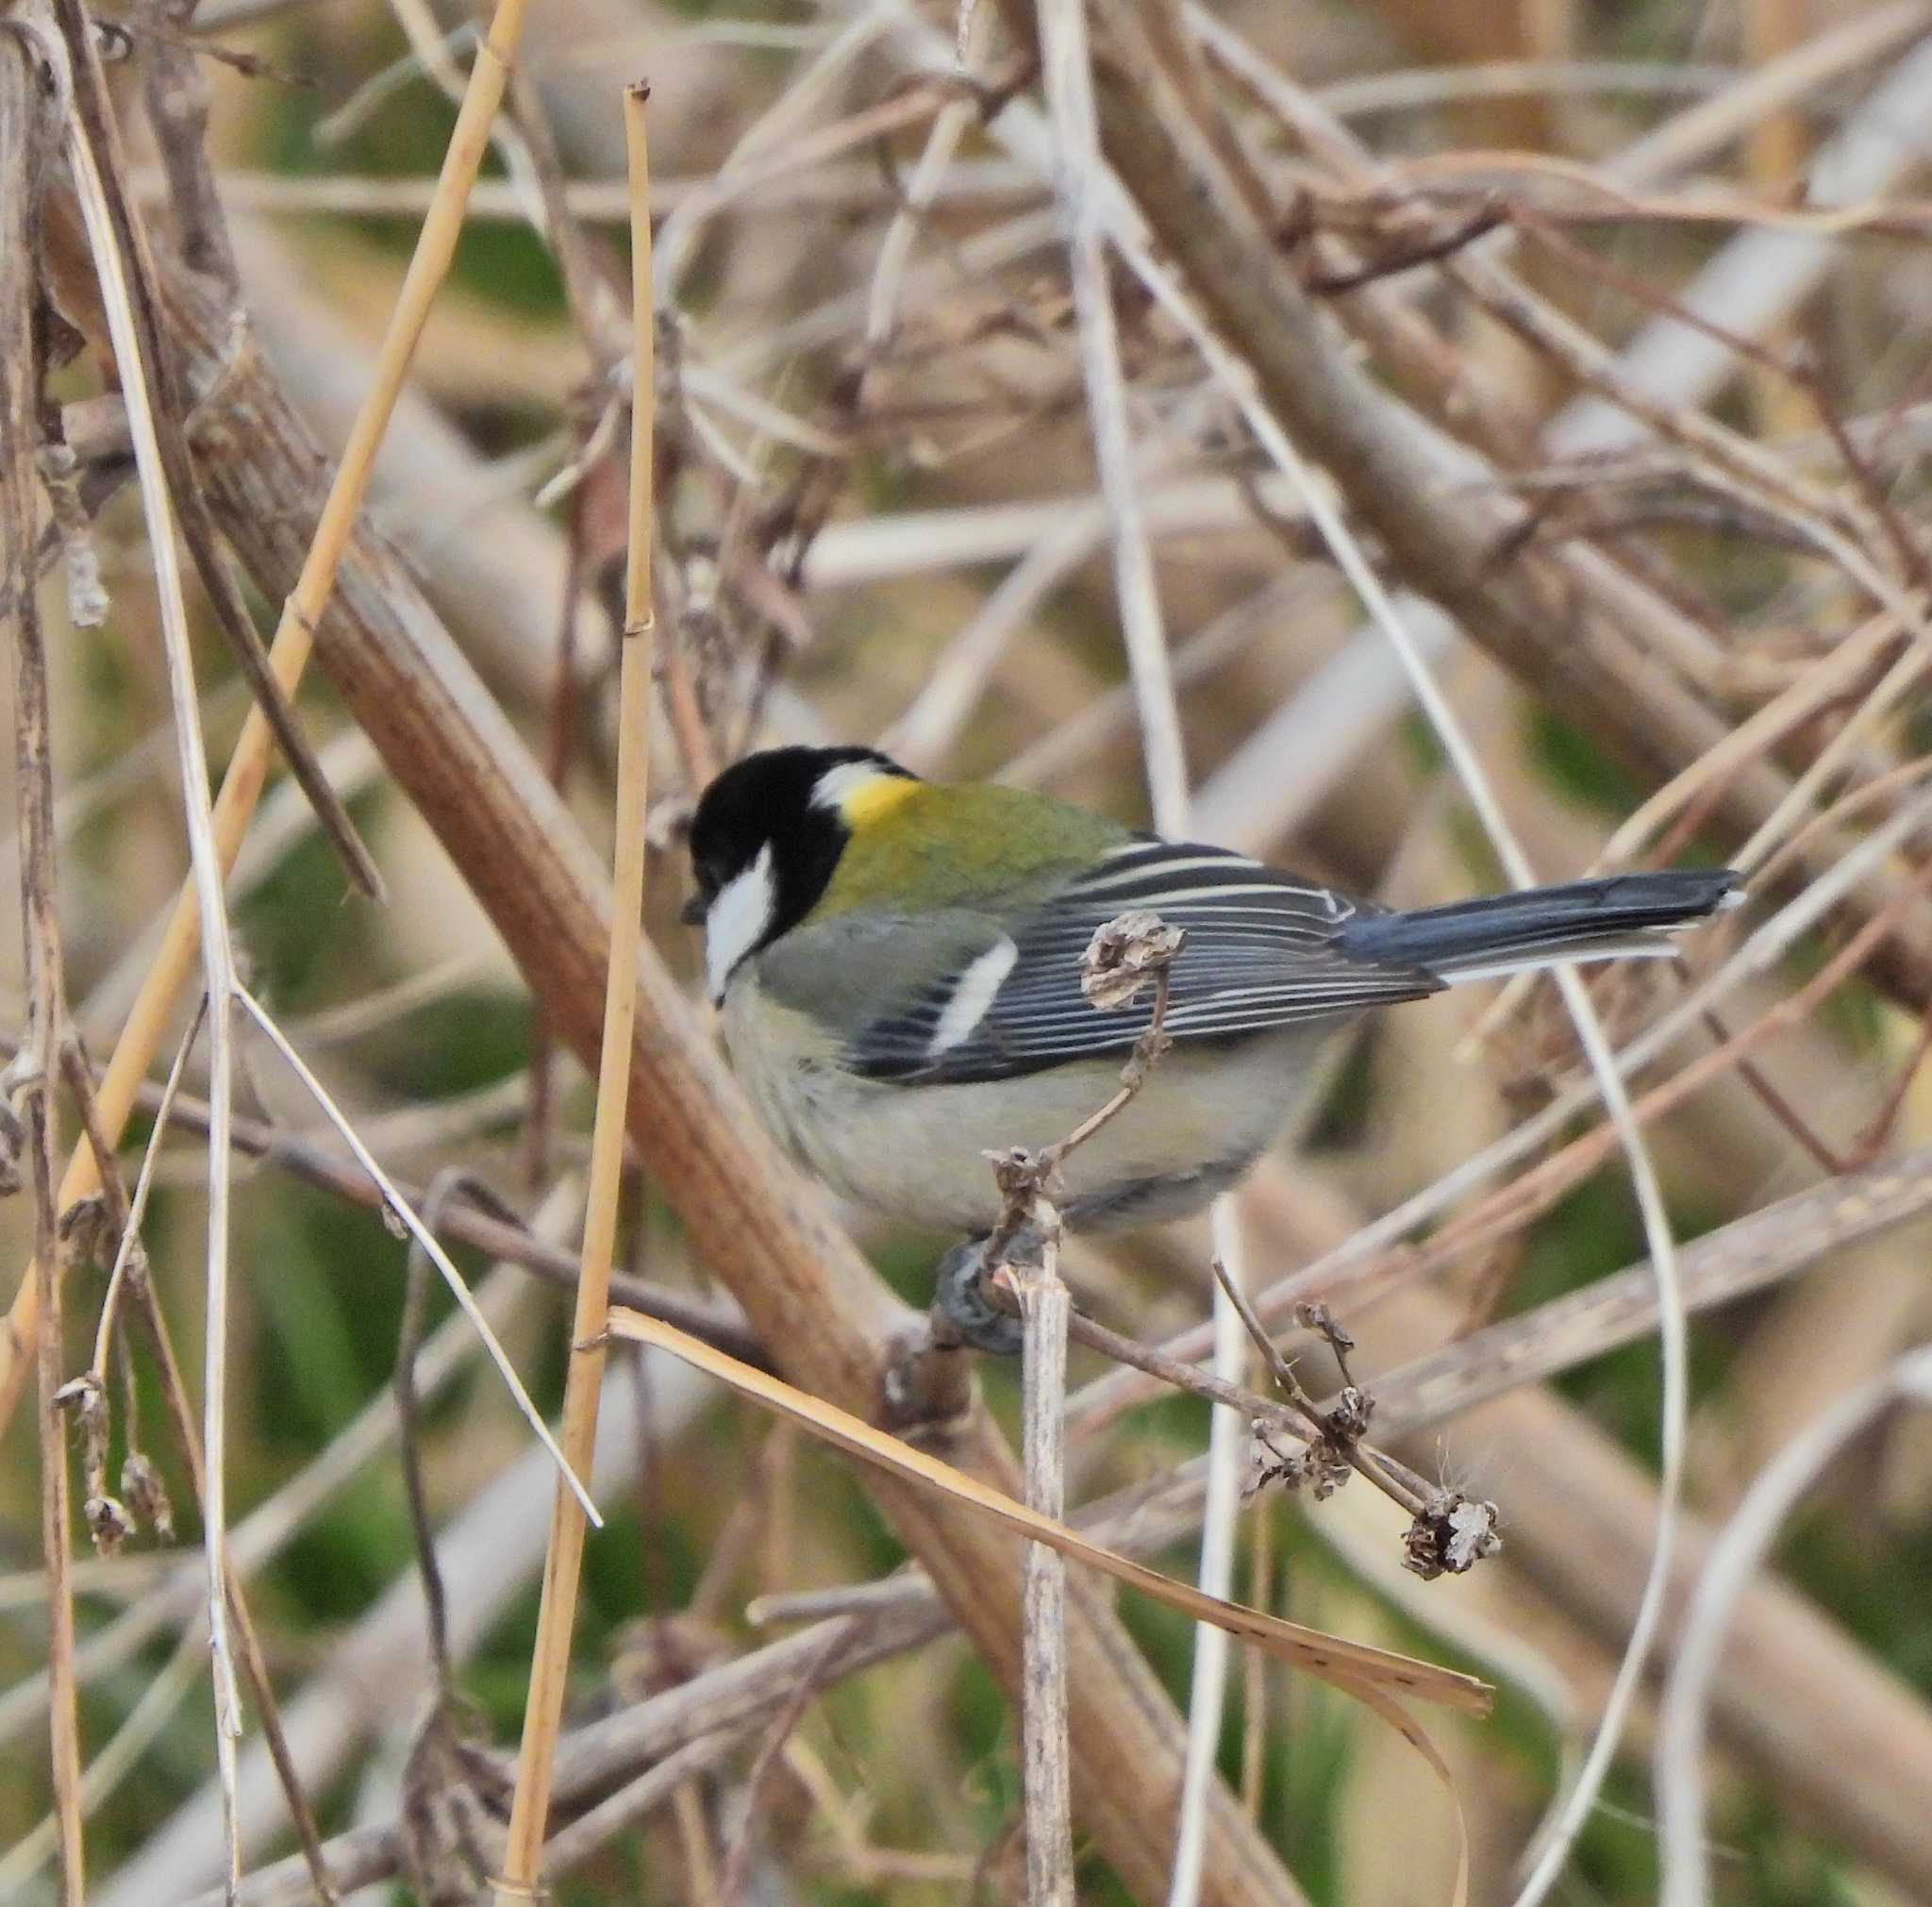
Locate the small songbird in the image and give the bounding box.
[685,744,1735,1255]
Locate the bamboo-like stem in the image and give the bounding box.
[492,78,658,1902]
[0,0,542,1439]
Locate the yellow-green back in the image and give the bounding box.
[818,782,1128,916]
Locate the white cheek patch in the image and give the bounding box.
[927,936,1019,1057]
[705,844,777,1001]
[810,761,881,811]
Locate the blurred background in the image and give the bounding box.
[5,0,1932,1900]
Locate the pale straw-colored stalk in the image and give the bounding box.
[492,77,658,1902]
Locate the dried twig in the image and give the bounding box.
[50,0,382,901]
[1,22,84,1897]
[58,34,251,1872]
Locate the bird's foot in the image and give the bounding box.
[930,1233,1029,1356]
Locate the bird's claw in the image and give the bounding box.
[931,1235,1027,1356]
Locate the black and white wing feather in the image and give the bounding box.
[845,841,1440,1085]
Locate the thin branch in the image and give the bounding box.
[1038,0,1186,829]
[714,1619,858,1904]
[56,1039,336,1903]
[85,997,207,1399]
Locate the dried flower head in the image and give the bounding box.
[1403,1491,1503,1580]
[1079,911,1185,1011]
[84,1495,135,1557]
[123,1452,175,1542]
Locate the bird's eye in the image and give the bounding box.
[682,857,727,926]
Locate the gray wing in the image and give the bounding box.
[844,840,1441,1085]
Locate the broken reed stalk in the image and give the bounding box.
[2,29,83,1899]
[0,0,544,1440]
[492,77,657,1901]
[1019,1265,1074,1907]
[984,920,1184,1907]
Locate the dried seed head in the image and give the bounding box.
[398,1697,506,1907]
[123,1452,175,1543]
[53,1372,103,1425]
[1403,1491,1503,1580]
[0,1096,24,1198]
[983,1145,1057,1208]
[1080,911,1185,1011]
[85,1495,135,1557]
[57,1194,115,1271]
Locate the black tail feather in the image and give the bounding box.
[1337,868,1738,975]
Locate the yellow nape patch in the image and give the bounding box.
[824,763,920,829]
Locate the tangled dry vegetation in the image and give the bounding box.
[5,0,1932,1901]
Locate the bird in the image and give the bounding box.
[684,744,1736,1330]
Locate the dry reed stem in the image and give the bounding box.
[1656,1343,1932,1907]
[1032,3,1241,1882]
[1019,1267,1074,1906]
[54,1036,335,1902]
[1037,0,1186,830]
[1,25,83,1898]
[85,999,206,1389]
[0,0,546,1441]
[493,78,658,1899]
[56,28,251,1874]
[50,0,381,901]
